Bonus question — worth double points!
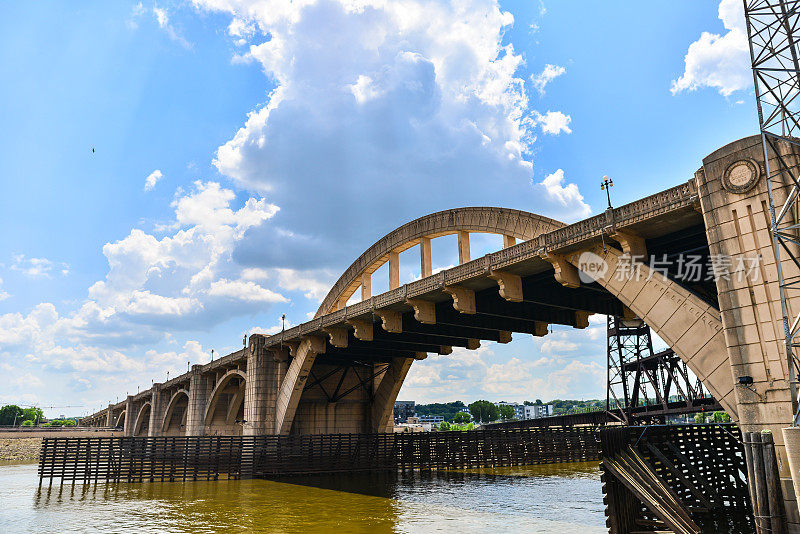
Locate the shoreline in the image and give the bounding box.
[0,437,41,463]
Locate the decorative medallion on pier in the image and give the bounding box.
[722,158,760,194]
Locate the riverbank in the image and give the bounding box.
[0,438,41,462]
[0,429,122,463]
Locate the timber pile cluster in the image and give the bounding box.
[38,426,599,483]
[743,431,786,534]
[600,424,754,534]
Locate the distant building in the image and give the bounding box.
[494,401,524,420]
[394,400,415,423]
[418,415,444,425]
[524,404,555,419]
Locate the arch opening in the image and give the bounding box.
[204,370,246,436]
[162,389,189,436]
[133,402,151,437]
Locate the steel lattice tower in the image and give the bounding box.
[606,316,655,423]
[606,316,718,423]
[744,0,800,423]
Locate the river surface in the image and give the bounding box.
[1,461,605,533]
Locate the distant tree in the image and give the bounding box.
[0,405,23,426]
[713,411,731,423]
[499,404,515,421]
[694,413,705,424]
[535,399,543,405]
[22,407,43,424]
[415,401,467,422]
[438,421,451,431]
[453,412,471,424]
[468,400,498,422]
[21,420,33,427]
[64,419,77,427]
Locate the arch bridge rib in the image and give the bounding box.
[162,389,189,433]
[316,207,565,317]
[133,402,151,436]
[203,370,247,427]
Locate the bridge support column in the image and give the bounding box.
[186,365,212,436]
[420,236,432,277]
[458,231,470,264]
[106,404,113,427]
[274,336,327,434]
[243,335,287,436]
[147,383,164,437]
[123,396,134,437]
[371,354,423,432]
[695,136,799,525]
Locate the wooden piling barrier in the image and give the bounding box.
[601,424,754,534]
[762,431,786,534]
[38,426,601,483]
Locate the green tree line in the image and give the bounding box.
[0,404,76,427]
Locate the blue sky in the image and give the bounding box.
[0,0,753,417]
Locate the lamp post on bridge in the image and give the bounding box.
[601,175,614,210]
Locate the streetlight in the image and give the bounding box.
[600,175,614,210]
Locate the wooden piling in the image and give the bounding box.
[37,426,602,483]
[751,432,771,534]
[762,431,786,534]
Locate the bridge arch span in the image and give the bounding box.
[114,410,126,429]
[162,389,189,435]
[133,402,151,437]
[316,207,564,317]
[204,370,246,435]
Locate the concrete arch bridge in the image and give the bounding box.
[84,136,798,514]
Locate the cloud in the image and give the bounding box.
[399,323,609,404]
[274,268,333,302]
[152,6,193,49]
[538,169,591,219]
[86,181,281,328]
[129,3,192,49]
[534,110,572,135]
[191,0,588,271]
[207,279,288,303]
[531,64,565,95]
[144,169,163,192]
[0,276,9,301]
[671,0,750,97]
[11,254,69,278]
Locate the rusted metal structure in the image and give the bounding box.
[606,317,720,424]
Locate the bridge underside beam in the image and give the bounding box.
[322,346,414,363]
[401,314,511,343]
[372,325,477,348]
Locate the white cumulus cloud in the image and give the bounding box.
[534,110,572,135]
[189,0,589,255]
[671,0,750,97]
[11,254,69,278]
[144,169,163,191]
[539,169,591,219]
[531,64,565,95]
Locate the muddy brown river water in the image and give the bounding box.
[1,461,606,533]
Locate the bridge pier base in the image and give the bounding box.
[186,365,212,436]
[696,136,799,528]
[147,383,163,437]
[243,336,287,436]
[123,396,134,437]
